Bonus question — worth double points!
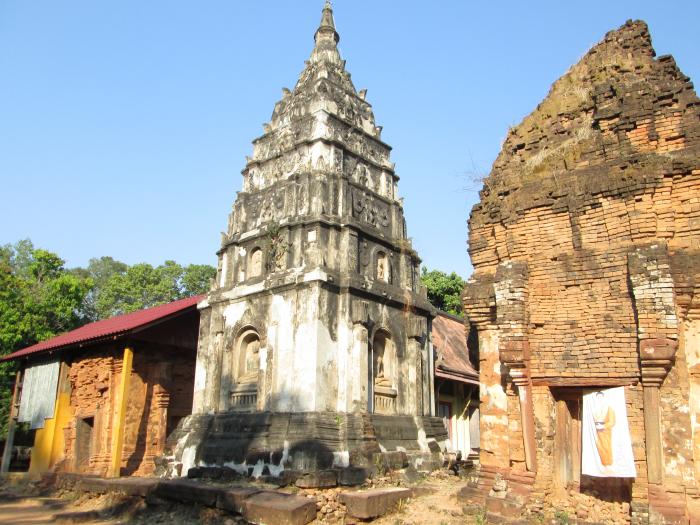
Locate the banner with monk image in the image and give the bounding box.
[582,387,636,478]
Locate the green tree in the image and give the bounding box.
[0,240,92,437]
[181,264,216,296]
[420,267,466,316]
[70,256,128,321]
[94,261,214,318]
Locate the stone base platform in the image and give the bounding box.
[160,411,448,482]
[51,473,316,525]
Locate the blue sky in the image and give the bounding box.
[1,1,698,278]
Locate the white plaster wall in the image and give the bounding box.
[219,251,229,288]
[192,357,207,413]
[315,316,337,411]
[269,293,298,410]
[352,324,368,412]
[334,309,351,412]
[290,292,320,411]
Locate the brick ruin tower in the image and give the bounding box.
[166,2,446,481]
[462,21,700,523]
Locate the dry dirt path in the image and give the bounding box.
[0,495,72,525]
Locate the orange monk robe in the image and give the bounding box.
[594,407,616,466]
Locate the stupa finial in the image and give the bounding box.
[314,0,339,45]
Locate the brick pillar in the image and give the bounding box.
[154,363,172,458]
[501,341,537,473]
[639,338,677,483]
[628,245,681,523]
[494,261,534,472]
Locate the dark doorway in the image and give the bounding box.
[75,417,94,471]
[552,389,581,490]
[439,401,453,441]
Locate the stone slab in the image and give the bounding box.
[101,478,160,497]
[155,479,221,506]
[339,487,412,519]
[337,467,368,486]
[242,491,316,525]
[77,476,159,497]
[294,470,337,488]
[216,487,261,514]
[76,477,112,494]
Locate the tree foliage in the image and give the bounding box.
[420,267,465,316]
[93,260,214,318]
[70,256,128,321]
[0,240,92,437]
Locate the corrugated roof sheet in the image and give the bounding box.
[432,311,478,383]
[2,294,205,362]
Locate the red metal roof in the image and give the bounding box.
[2,295,205,362]
[432,312,479,384]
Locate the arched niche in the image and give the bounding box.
[230,328,261,410]
[249,247,263,278]
[369,329,397,414]
[376,251,390,283]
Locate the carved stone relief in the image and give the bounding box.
[352,188,390,230]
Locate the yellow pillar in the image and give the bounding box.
[108,346,133,478]
[28,363,72,479]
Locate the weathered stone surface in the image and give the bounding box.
[154,479,220,506]
[187,467,204,479]
[169,0,445,483]
[463,18,700,525]
[337,467,368,486]
[216,487,261,514]
[396,466,423,484]
[294,470,337,488]
[242,491,316,525]
[80,477,159,497]
[166,412,446,480]
[339,487,412,519]
[375,451,407,470]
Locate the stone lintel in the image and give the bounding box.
[531,377,637,387]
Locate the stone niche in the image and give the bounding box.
[162,3,446,484]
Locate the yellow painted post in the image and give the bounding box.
[29,363,71,479]
[49,366,73,469]
[108,346,133,478]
